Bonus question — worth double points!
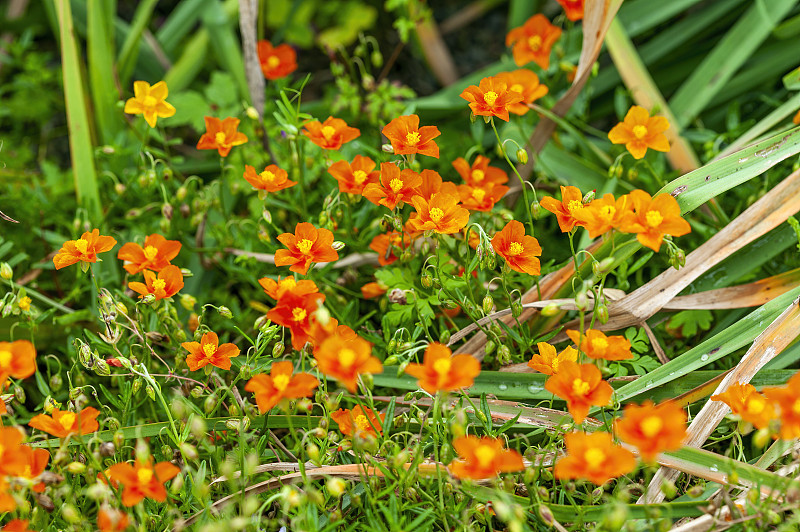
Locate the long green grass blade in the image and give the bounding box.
[201,0,249,102]
[116,0,159,85]
[87,0,121,144]
[155,0,207,55]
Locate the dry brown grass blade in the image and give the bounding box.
[642,296,800,504]
[415,11,458,86]
[666,268,800,310]
[238,0,265,118]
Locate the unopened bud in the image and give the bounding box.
[332,241,346,251]
[530,200,540,219]
[482,295,494,315]
[541,303,561,317]
[217,306,232,319]
[0,263,12,280]
[66,462,86,474]
[484,340,496,355]
[146,385,156,401]
[246,106,259,120]
[272,342,285,357]
[381,144,394,153]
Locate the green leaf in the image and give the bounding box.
[667,309,714,337]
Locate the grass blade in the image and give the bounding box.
[87,0,122,144]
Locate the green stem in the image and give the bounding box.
[491,118,535,235]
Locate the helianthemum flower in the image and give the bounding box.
[117,233,181,275]
[243,164,296,197]
[257,40,297,80]
[608,106,670,159]
[29,406,100,438]
[369,231,411,266]
[314,334,382,392]
[711,382,774,430]
[128,265,184,300]
[416,169,458,201]
[527,342,578,375]
[404,343,481,394]
[327,155,380,195]
[245,361,319,413]
[332,405,385,438]
[618,190,691,252]
[0,477,15,513]
[491,220,542,275]
[448,435,524,480]
[762,372,800,439]
[53,229,117,270]
[274,222,339,275]
[0,427,27,476]
[408,193,470,235]
[0,339,37,384]
[382,114,440,158]
[540,185,586,233]
[505,14,562,69]
[460,76,524,122]
[574,193,633,239]
[557,0,585,21]
[615,400,687,462]
[362,163,423,210]
[566,329,633,361]
[457,182,509,212]
[554,431,636,485]
[97,506,130,532]
[267,291,326,351]
[302,116,360,150]
[13,445,50,492]
[182,331,240,371]
[545,362,613,424]
[361,281,386,299]
[258,276,319,301]
[495,69,548,116]
[197,116,248,157]
[452,155,508,187]
[107,458,180,506]
[124,80,176,128]
[1,520,34,532]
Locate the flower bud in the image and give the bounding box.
[0,263,12,280]
[482,295,494,315]
[439,330,451,344]
[511,301,523,318]
[327,477,347,498]
[146,385,156,401]
[94,359,111,376]
[218,306,233,319]
[272,342,286,357]
[421,274,432,289]
[246,106,259,120]
[381,143,394,153]
[66,461,86,474]
[384,355,399,366]
[484,340,496,355]
[497,345,511,365]
[516,148,528,164]
[594,302,609,324]
[541,303,561,317]
[332,241,346,251]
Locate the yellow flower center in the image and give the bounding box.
[137,468,153,485]
[292,307,307,322]
[272,373,291,391]
[474,444,496,468]
[389,178,404,193]
[471,169,485,182]
[598,205,616,222]
[645,210,663,228]
[433,357,452,376]
[143,95,157,108]
[215,132,227,145]
[260,170,276,183]
[510,83,524,94]
[354,414,370,431]
[567,200,583,213]
[792,399,800,415]
[153,278,166,292]
[321,126,336,140]
[471,188,486,202]
[429,207,445,223]
[267,55,280,69]
[746,395,766,415]
[59,412,77,430]
[18,296,31,311]
[632,125,648,139]
[483,91,498,107]
[339,348,357,368]
[353,170,368,184]
[143,245,159,260]
[202,343,216,358]
[590,337,608,353]
[75,238,89,255]
[584,448,605,469]
[0,350,11,368]
[297,238,314,254]
[405,131,421,145]
[571,378,590,396]
[527,35,542,52]
[640,415,663,438]
[508,242,524,256]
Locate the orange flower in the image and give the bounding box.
[243,164,296,195]
[181,331,239,371]
[404,343,481,394]
[527,342,578,375]
[361,282,386,299]
[794,109,800,125]
[13,445,50,492]
[505,14,562,69]
[258,276,318,301]
[557,0,584,21]
[0,340,36,383]
[457,182,509,212]
[452,155,508,187]
[408,194,470,235]
[382,114,440,158]
[1,520,33,532]
[29,406,100,438]
[539,185,586,233]
[711,382,774,430]
[566,329,632,361]
[117,234,181,275]
[448,435,524,480]
[309,318,358,350]
[327,155,380,194]
[362,163,423,210]
[573,193,633,239]
[314,334,382,392]
[123,80,176,128]
[245,361,319,413]
[369,231,410,266]
[615,400,686,462]
[416,169,458,201]
[197,116,248,157]
[762,372,800,439]
[274,222,339,275]
[127,265,184,300]
[545,362,613,424]
[331,405,385,438]
[302,116,360,150]
[0,477,15,513]
[618,190,691,252]
[494,69,548,115]
[491,220,542,275]
[107,458,180,506]
[0,427,26,476]
[97,506,130,532]
[554,431,636,485]
[257,40,297,80]
[460,76,524,122]
[608,106,670,160]
[267,292,326,351]
[53,229,117,270]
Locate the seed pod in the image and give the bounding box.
[272,343,285,357]
[484,340,496,355]
[145,385,156,401]
[497,345,511,365]
[482,295,494,315]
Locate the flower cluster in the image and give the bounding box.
[713,373,800,440]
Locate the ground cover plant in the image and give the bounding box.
[4,0,800,530]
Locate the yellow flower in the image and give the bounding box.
[124,81,176,128]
